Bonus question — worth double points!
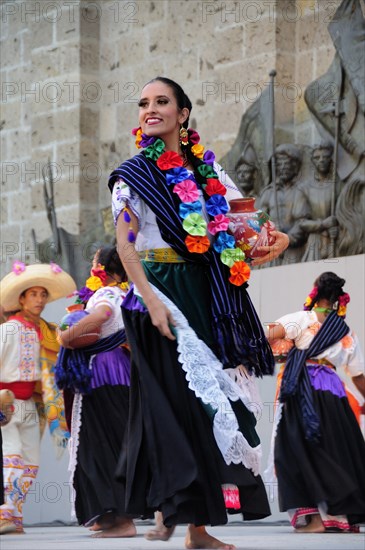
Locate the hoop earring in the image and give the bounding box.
[179,126,189,146]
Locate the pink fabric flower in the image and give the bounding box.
[50,261,62,273]
[207,214,230,235]
[173,180,200,202]
[12,260,26,275]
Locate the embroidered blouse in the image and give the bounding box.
[0,320,41,383]
[85,286,127,338]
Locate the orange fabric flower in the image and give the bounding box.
[341,334,353,349]
[185,235,210,254]
[308,322,321,335]
[157,151,183,170]
[205,178,227,196]
[229,261,251,286]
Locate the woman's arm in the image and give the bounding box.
[116,210,176,340]
[57,305,111,348]
[265,322,286,343]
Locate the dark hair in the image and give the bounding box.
[314,272,346,304]
[143,76,192,129]
[143,77,207,186]
[95,246,127,282]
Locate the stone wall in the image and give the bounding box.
[1,0,82,276]
[1,0,346,277]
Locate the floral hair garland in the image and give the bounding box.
[303,286,318,310]
[74,264,129,305]
[303,285,350,317]
[337,293,350,317]
[130,127,251,286]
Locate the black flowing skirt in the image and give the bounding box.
[274,387,365,525]
[117,307,271,527]
[73,383,130,525]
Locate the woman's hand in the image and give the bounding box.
[145,294,176,341]
[251,230,289,266]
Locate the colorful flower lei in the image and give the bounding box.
[74,264,129,305]
[131,127,250,286]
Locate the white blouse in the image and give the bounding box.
[86,286,127,338]
[277,310,364,378]
[111,161,242,252]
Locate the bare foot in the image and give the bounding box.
[185,525,236,549]
[295,514,325,533]
[88,512,116,531]
[91,518,136,538]
[144,511,176,541]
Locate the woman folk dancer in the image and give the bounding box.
[56,246,136,538]
[108,77,290,549]
[266,272,365,533]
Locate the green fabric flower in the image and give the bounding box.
[220,247,246,267]
[182,213,207,236]
[144,138,165,161]
[197,164,218,179]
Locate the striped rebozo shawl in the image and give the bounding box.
[279,311,350,443]
[109,153,274,376]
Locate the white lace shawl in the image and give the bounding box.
[135,283,263,475]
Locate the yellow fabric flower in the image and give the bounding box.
[337,305,346,317]
[135,128,143,149]
[86,276,103,291]
[191,144,204,159]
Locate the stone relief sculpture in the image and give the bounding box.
[304,0,364,257]
[297,141,342,261]
[336,177,365,257]
[256,144,309,265]
[219,85,273,196]
[221,0,364,266]
[234,143,263,198]
[305,0,364,182]
[32,161,115,287]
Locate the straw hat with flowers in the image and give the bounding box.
[0,261,76,313]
